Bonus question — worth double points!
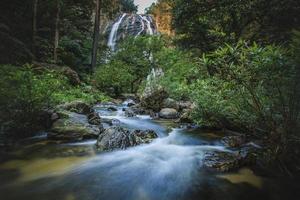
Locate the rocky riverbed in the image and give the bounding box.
[0,99,299,200]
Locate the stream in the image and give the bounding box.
[0,102,299,200]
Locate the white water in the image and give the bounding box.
[0,102,230,200]
[108,13,127,51]
[143,15,154,35]
[136,15,145,37]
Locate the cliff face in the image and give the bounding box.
[148,0,174,36]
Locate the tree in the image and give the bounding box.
[120,0,137,13]
[32,0,38,57]
[53,0,61,63]
[91,0,101,71]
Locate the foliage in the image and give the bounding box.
[172,0,300,51]
[156,48,199,100]
[120,0,138,13]
[0,65,62,136]
[0,64,109,137]
[189,41,299,142]
[93,36,164,95]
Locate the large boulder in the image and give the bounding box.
[56,101,92,115]
[140,88,168,112]
[159,108,179,119]
[48,112,103,141]
[96,127,158,152]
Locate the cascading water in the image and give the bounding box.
[107,13,157,51]
[136,15,145,37]
[0,100,291,200]
[143,15,154,35]
[107,13,127,51]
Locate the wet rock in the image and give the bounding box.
[238,143,262,166]
[87,112,101,125]
[57,101,92,115]
[131,130,158,144]
[159,108,179,119]
[107,106,118,111]
[203,151,240,172]
[96,127,158,152]
[100,118,121,126]
[124,108,136,118]
[221,135,246,148]
[48,112,102,141]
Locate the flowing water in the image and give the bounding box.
[107,13,127,51]
[0,103,299,200]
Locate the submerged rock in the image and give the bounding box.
[96,127,158,152]
[159,108,179,119]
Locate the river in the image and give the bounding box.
[0,102,299,200]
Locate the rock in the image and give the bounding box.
[122,98,137,107]
[162,98,179,110]
[140,87,168,112]
[57,101,92,115]
[124,108,136,117]
[131,130,158,144]
[96,127,158,152]
[159,108,179,119]
[129,104,146,115]
[51,113,59,121]
[63,67,81,86]
[100,118,121,126]
[221,135,246,148]
[87,112,101,125]
[48,112,102,141]
[107,106,118,111]
[203,151,241,172]
[178,101,193,111]
[238,143,262,165]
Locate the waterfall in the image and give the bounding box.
[136,15,145,38]
[143,16,154,35]
[108,13,127,51]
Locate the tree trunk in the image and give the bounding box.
[91,0,101,71]
[53,0,60,63]
[32,0,38,58]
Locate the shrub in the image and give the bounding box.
[0,65,62,137]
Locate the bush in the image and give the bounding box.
[0,65,62,137]
[190,41,299,140]
[0,64,110,137]
[93,36,164,96]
